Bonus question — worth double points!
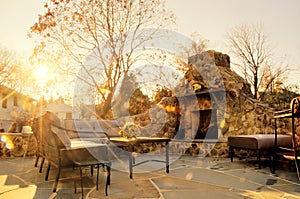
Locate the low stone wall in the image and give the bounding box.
[0,133,37,158]
[169,140,228,157]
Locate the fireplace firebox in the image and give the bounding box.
[191,109,218,140]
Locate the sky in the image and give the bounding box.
[166,0,300,69]
[0,0,44,57]
[0,0,299,86]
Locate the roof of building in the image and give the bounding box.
[42,102,80,113]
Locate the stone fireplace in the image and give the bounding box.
[119,50,276,158]
[171,50,276,157]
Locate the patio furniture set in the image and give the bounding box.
[30,97,300,198]
[228,97,300,180]
[31,111,170,198]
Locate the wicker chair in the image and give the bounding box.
[36,112,111,197]
[32,114,46,173]
[271,98,300,180]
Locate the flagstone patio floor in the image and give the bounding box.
[1,154,300,199]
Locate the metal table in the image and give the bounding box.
[109,137,170,179]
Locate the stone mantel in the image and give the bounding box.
[177,88,227,99]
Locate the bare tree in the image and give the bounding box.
[226,24,287,100]
[189,32,209,56]
[0,45,31,91]
[30,0,175,118]
[0,45,18,87]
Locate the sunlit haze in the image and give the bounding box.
[0,0,299,91]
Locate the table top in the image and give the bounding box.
[109,137,171,144]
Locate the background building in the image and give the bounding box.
[0,85,36,132]
[42,102,81,120]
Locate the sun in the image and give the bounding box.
[36,66,48,79]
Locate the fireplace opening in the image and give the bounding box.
[192,109,218,139]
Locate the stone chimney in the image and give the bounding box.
[206,50,230,68]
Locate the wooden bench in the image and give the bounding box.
[228,134,292,168]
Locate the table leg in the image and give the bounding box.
[129,153,133,179]
[166,142,169,173]
[129,145,134,179]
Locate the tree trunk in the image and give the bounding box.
[254,73,258,99]
[97,92,113,119]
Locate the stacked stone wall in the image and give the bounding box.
[0,133,37,157]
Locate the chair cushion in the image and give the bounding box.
[71,137,108,144]
[99,120,121,138]
[228,134,292,150]
[67,130,99,139]
[64,119,106,139]
[60,143,109,166]
[51,126,71,149]
[70,140,105,149]
[44,111,62,127]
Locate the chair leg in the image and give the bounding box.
[96,164,99,191]
[90,165,94,176]
[296,159,300,180]
[269,152,276,174]
[53,167,61,192]
[39,158,45,173]
[80,166,84,198]
[229,146,234,162]
[106,162,111,196]
[257,149,262,169]
[107,163,111,186]
[34,155,39,167]
[45,162,51,181]
[74,179,77,194]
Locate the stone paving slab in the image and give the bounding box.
[88,171,160,199]
[152,168,300,199]
[151,175,245,199]
[1,156,300,199]
[166,167,264,191]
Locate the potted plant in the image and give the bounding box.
[118,122,140,139]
